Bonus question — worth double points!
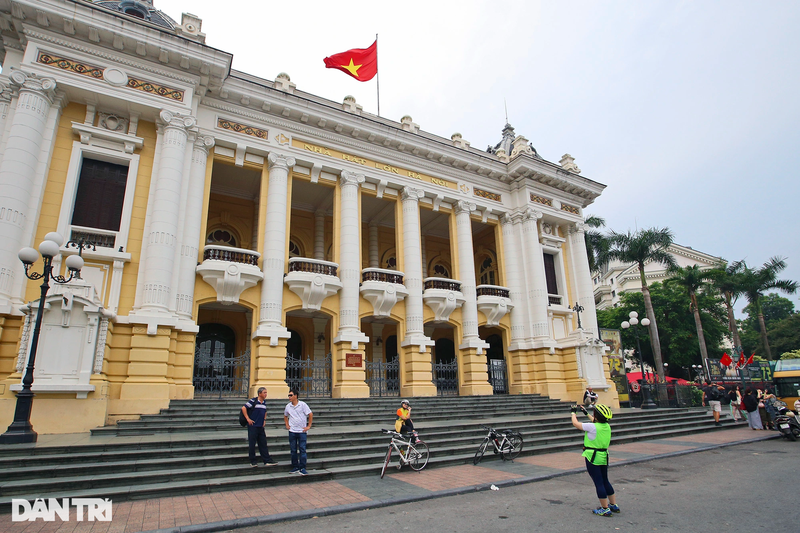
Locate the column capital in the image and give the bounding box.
[340,170,365,187]
[9,70,56,101]
[268,152,296,170]
[159,109,196,130]
[522,207,543,221]
[454,200,477,215]
[401,186,425,202]
[193,134,215,153]
[568,222,588,235]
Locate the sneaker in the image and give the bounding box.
[289,467,300,474]
[609,504,620,513]
[264,461,278,466]
[592,507,613,517]
[298,469,308,476]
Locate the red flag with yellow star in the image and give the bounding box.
[323,40,378,81]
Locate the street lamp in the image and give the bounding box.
[621,311,657,410]
[0,232,83,444]
[692,364,704,383]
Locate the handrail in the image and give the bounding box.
[362,268,405,284]
[203,245,260,266]
[423,277,462,291]
[288,257,339,276]
[476,285,510,298]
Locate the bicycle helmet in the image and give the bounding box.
[401,399,410,406]
[593,404,613,422]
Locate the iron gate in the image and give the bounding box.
[285,354,332,397]
[365,359,400,397]
[488,359,508,394]
[193,347,250,398]
[433,360,459,396]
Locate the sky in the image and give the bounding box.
[157,0,800,314]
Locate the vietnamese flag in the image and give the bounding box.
[736,352,746,368]
[324,40,378,81]
[745,353,754,366]
[720,352,732,367]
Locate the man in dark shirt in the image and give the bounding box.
[242,387,277,467]
[702,382,724,426]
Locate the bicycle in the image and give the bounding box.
[379,429,430,478]
[473,425,523,465]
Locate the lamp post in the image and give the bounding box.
[692,364,705,383]
[621,311,657,409]
[0,232,83,444]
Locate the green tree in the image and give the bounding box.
[583,215,608,273]
[739,295,797,356]
[739,257,798,359]
[598,228,676,382]
[665,265,714,373]
[707,260,746,350]
[781,349,800,360]
[596,282,727,379]
[766,314,800,356]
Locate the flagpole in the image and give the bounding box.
[376,33,380,117]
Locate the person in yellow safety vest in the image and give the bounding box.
[571,403,619,517]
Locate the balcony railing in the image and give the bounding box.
[203,245,260,266]
[548,294,563,306]
[362,268,404,285]
[70,227,116,249]
[424,277,462,292]
[288,257,338,277]
[476,285,510,298]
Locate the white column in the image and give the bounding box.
[520,208,550,339]
[136,110,195,314]
[175,134,214,320]
[568,222,599,335]
[314,209,325,260]
[368,221,379,268]
[0,81,14,161]
[255,153,295,344]
[420,235,427,277]
[501,213,529,349]
[400,187,434,351]
[0,72,56,311]
[334,171,368,348]
[454,201,488,353]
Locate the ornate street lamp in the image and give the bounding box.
[571,302,585,330]
[621,311,657,410]
[0,232,83,444]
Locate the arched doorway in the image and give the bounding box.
[285,328,331,397]
[432,337,458,396]
[485,334,508,394]
[193,323,250,397]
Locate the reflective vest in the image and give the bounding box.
[582,423,611,465]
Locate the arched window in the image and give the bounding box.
[433,263,450,278]
[385,256,397,270]
[289,239,303,258]
[206,228,237,247]
[479,254,498,285]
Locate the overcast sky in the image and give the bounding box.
[159,0,800,314]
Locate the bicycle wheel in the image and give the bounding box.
[380,446,392,479]
[501,433,523,460]
[407,440,430,471]
[473,438,490,465]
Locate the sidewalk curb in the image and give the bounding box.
[144,432,779,533]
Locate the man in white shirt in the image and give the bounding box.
[284,388,313,476]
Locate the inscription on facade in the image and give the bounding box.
[293,140,456,189]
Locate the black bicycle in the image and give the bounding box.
[473,425,523,465]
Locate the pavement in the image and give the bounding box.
[0,423,780,533]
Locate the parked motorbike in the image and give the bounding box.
[774,403,800,441]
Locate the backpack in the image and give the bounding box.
[239,397,257,427]
[707,386,723,401]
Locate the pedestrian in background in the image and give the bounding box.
[571,403,619,517]
[743,388,763,430]
[242,387,277,467]
[284,388,313,476]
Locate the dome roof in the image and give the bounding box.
[93,0,178,31]
[486,123,541,159]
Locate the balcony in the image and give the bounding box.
[196,245,263,305]
[423,277,464,323]
[360,268,408,318]
[548,294,563,306]
[284,257,342,311]
[476,284,513,326]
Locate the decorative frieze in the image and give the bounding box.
[474,188,501,202]
[561,203,580,215]
[530,193,553,207]
[217,117,269,139]
[37,51,185,102]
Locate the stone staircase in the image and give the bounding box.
[0,395,733,510]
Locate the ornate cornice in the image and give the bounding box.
[24,29,198,86]
[216,117,268,140]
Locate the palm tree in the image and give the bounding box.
[598,227,676,382]
[739,257,798,360]
[583,215,608,273]
[707,260,746,351]
[665,265,713,372]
